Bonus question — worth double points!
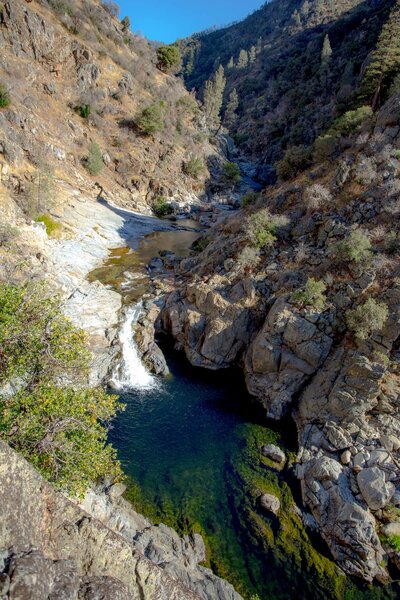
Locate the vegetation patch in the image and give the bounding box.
[0,84,10,109]
[137,103,165,135]
[36,214,62,237]
[346,298,389,340]
[152,196,173,217]
[292,278,327,311]
[0,283,123,497]
[86,142,103,176]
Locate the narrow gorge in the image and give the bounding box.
[1,1,400,600]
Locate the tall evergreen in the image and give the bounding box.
[321,34,332,65]
[249,46,257,64]
[237,49,249,69]
[360,0,400,109]
[224,88,239,127]
[203,65,226,127]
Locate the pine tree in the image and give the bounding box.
[227,56,234,69]
[321,34,332,65]
[224,88,239,127]
[203,65,226,127]
[360,0,400,109]
[237,49,249,69]
[249,46,257,64]
[320,34,332,89]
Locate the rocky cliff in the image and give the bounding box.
[160,95,400,582]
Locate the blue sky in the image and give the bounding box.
[116,1,266,43]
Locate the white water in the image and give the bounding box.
[111,303,158,391]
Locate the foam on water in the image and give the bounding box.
[112,303,158,391]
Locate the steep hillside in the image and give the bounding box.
[179,0,395,180]
[0,0,214,215]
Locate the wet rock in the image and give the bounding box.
[259,494,280,515]
[357,467,395,511]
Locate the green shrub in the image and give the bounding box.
[36,215,61,237]
[346,298,389,340]
[242,192,259,207]
[292,278,327,311]
[0,84,10,109]
[49,0,74,16]
[314,135,337,161]
[327,106,373,138]
[183,156,206,179]
[176,95,199,115]
[386,231,400,255]
[246,209,289,249]
[191,237,209,254]
[395,149,400,159]
[224,161,241,184]
[137,103,164,135]
[152,196,172,217]
[236,246,260,272]
[157,45,181,72]
[386,535,400,552]
[334,230,372,264]
[78,104,91,119]
[276,145,312,181]
[0,282,123,496]
[86,142,103,175]
[121,15,130,30]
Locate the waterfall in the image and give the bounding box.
[111,303,158,391]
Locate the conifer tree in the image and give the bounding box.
[237,49,249,69]
[320,34,332,88]
[249,46,257,64]
[224,88,239,127]
[227,56,234,69]
[203,65,226,127]
[360,0,400,109]
[321,34,332,65]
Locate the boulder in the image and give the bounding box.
[259,494,280,515]
[261,444,286,464]
[357,467,395,511]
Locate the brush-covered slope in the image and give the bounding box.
[179,0,395,180]
[0,0,213,215]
